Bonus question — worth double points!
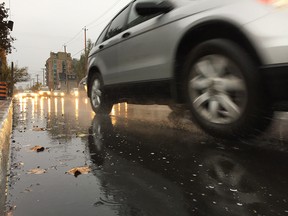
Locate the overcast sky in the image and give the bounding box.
[3,0,130,86]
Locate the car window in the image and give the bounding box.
[105,5,131,40]
[95,25,109,45]
[127,0,163,29]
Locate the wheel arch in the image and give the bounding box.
[173,20,263,103]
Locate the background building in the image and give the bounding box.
[45,52,77,92]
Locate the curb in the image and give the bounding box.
[0,99,13,216]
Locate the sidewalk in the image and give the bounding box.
[0,99,13,216]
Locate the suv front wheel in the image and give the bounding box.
[89,73,114,115]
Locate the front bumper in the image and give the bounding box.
[261,63,288,101]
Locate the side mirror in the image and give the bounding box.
[135,1,173,16]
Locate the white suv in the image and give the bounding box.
[87,0,288,138]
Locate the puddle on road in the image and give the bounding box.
[4,99,288,216]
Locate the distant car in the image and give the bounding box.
[70,88,79,97]
[18,90,37,98]
[39,87,51,97]
[78,76,87,97]
[87,0,288,138]
[52,90,65,97]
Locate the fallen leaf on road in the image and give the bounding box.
[27,168,47,175]
[22,188,33,193]
[32,127,45,131]
[66,166,91,177]
[6,210,13,216]
[6,205,16,216]
[30,145,45,152]
[76,133,89,138]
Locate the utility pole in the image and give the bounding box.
[11,62,14,96]
[36,74,39,85]
[83,26,87,54]
[83,26,88,77]
[42,68,45,85]
[63,46,68,92]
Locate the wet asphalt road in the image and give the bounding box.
[5,96,288,216]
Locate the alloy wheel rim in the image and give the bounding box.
[189,55,247,124]
[91,79,102,108]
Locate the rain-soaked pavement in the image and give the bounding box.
[4,96,288,216]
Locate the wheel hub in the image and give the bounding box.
[189,55,247,124]
[91,79,101,108]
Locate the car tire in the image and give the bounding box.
[184,39,273,139]
[89,73,114,115]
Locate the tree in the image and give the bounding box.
[0,2,14,54]
[2,64,30,92]
[73,39,94,82]
[30,82,42,91]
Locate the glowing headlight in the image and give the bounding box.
[61,92,65,96]
[75,91,79,96]
[54,92,58,96]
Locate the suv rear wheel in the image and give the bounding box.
[185,39,273,138]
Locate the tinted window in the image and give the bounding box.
[106,5,131,40]
[127,0,163,29]
[96,25,109,45]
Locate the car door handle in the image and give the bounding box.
[99,45,104,49]
[122,32,131,38]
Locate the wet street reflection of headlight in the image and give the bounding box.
[111,115,117,126]
[75,98,79,120]
[111,105,115,116]
[31,99,35,119]
[117,103,121,114]
[22,98,27,121]
[19,97,23,112]
[48,98,51,114]
[54,98,58,114]
[125,102,128,118]
[40,97,44,116]
[61,98,65,115]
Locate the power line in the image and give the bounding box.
[72,49,85,58]
[64,29,82,45]
[86,0,122,27]
[88,15,114,30]
[63,0,123,54]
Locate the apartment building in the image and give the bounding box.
[45,52,77,92]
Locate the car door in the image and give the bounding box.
[116,0,173,84]
[90,4,131,85]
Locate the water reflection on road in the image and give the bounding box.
[88,114,288,216]
[6,97,288,216]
